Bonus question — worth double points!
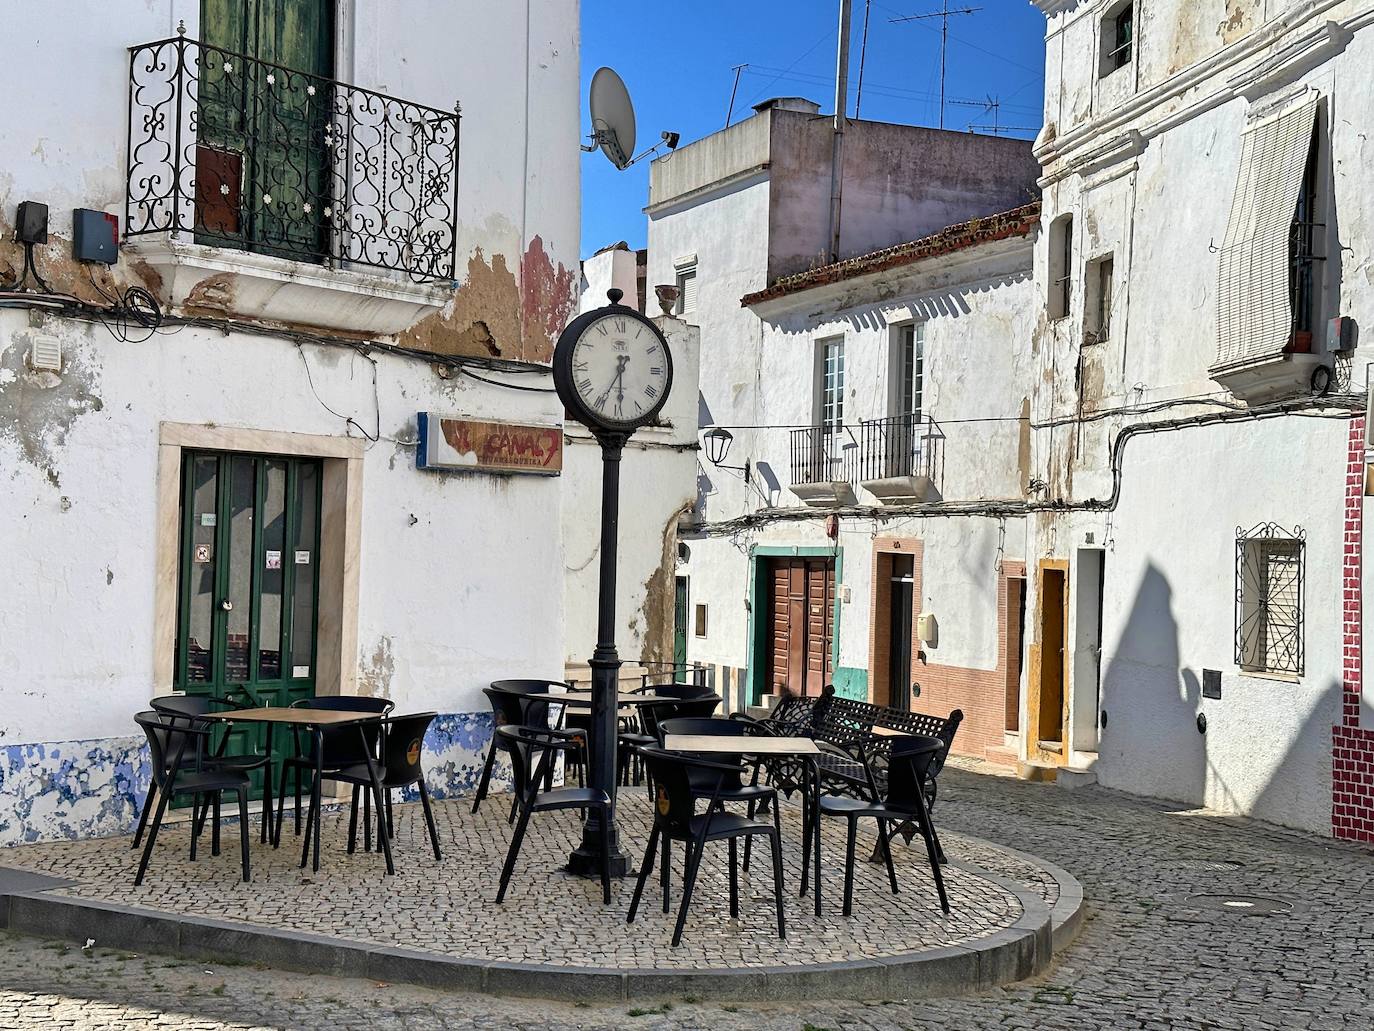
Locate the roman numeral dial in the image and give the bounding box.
[559,308,674,432]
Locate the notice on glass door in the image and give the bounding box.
[265,550,282,570]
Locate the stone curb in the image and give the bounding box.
[0,842,1084,1003]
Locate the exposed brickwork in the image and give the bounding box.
[868,540,1023,763]
[1333,416,1374,842]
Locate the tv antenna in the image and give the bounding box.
[889,2,982,129]
[583,67,679,169]
[950,93,1000,134]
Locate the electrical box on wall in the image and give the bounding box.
[73,209,119,264]
[917,612,938,647]
[15,201,48,244]
[1328,316,1356,353]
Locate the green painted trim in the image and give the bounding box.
[745,544,844,705]
[833,666,868,701]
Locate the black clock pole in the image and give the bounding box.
[568,430,631,877]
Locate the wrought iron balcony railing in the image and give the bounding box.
[126,31,460,282]
[789,425,849,486]
[854,414,944,484]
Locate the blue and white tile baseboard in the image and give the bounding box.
[0,712,505,848]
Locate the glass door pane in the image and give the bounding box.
[289,461,320,680]
[258,460,288,680]
[223,456,257,684]
[182,455,220,685]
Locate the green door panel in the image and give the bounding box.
[198,0,334,261]
[175,450,322,800]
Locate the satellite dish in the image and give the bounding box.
[589,67,636,170]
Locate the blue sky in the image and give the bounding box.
[579,0,1049,257]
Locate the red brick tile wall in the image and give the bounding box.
[1333,416,1374,842]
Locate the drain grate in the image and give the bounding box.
[1184,893,1293,915]
[1174,858,1245,872]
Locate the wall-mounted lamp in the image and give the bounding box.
[702,427,751,483]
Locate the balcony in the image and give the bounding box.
[124,32,459,335]
[788,426,855,508]
[854,414,944,504]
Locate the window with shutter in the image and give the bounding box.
[676,266,698,315]
[1214,97,1321,372]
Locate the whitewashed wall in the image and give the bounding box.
[0,0,580,842]
[1028,0,1374,832]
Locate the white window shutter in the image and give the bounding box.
[677,267,698,314]
[1214,96,1319,370]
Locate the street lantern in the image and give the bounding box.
[701,426,751,483]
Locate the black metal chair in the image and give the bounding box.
[621,693,722,786]
[275,696,393,846]
[494,725,611,906]
[628,747,785,947]
[320,712,443,862]
[144,693,269,854]
[472,681,573,819]
[817,733,949,916]
[133,711,250,886]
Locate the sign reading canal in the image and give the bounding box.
[416,413,563,476]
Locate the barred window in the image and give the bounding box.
[1235,524,1305,676]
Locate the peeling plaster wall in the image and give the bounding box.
[0,0,580,843]
[1027,0,1374,832]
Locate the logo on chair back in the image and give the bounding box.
[656,785,670,817]
[406,739,421,766]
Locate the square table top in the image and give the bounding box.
[197,706,381,726]
[662,734,822,756]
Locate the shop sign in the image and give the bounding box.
[416,413,562,476]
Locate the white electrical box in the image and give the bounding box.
[917,612,938,647]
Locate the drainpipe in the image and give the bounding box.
[828,0,852,264]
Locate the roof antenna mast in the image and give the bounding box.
[889,2,982,129]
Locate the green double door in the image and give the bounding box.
[176,451,322,798]
[196,0,335,262]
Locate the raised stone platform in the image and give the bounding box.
[0,794,1081,1001]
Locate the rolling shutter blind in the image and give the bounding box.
[1214,97,1319,369]
[677,267,698,314]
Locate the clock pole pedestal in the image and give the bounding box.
[567,434,631,878]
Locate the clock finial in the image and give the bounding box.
[607,288,624,305]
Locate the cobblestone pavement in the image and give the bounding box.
[0,763,1371,1029]
[1,784,1037,971]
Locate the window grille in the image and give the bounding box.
[1235,523,1305,676]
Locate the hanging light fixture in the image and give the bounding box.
[701,427,750,483]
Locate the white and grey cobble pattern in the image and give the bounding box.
[1,763,1370,1029]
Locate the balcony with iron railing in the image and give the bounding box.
[788,415,944,507]
[124,29,460,335]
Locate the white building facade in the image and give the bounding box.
[1027,0,1374,838]
[0,0,581,844]
[648,97,1041,734]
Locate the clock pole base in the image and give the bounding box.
[567,843,631,879]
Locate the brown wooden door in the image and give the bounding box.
[766,557,835,697]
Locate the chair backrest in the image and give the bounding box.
[639,747,703,840]
[657,715,744,742]
[380,712,437,785]
[295,696,395,714]
[884,733,945,811]
[494,724,562,798]
[149,694,216,720]
[649,683,714,701]
[291,696,392,761]
[484,683,559,732]
[135,710,196,788]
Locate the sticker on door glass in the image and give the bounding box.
[292,665,310,678]
[200,513,217,527]
[194,543,212,563]
[265,550,282,570]
[294,550,310,565]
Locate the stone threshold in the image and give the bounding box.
[0,851,1083,1003]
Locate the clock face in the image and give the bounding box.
[569,312,671,428]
